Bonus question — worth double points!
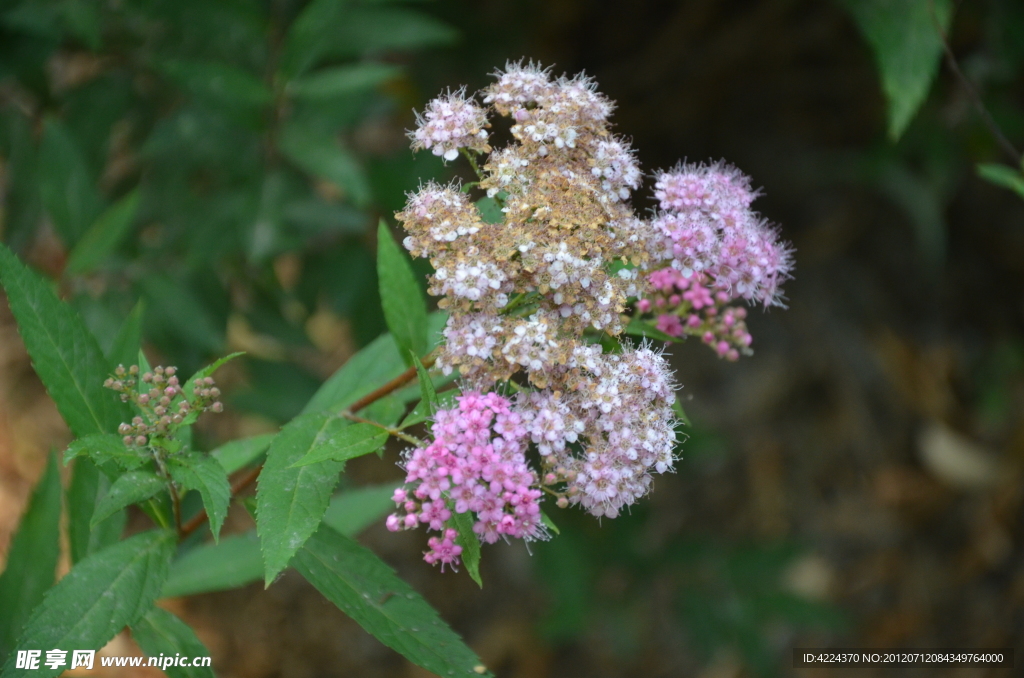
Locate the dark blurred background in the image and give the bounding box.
[1,0,1022,676]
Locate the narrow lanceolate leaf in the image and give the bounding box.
[449,510,483,588]
[37,118,103,245]
[64,433,146,470]
[295,525,492,678]
[0,454,62,659]
[291,422,388,467]
[65,189,141,275]
[624,317,678,344]
[91,471,166,527]
[163,483,397,598]
[401,388,459,429]
[843,0,953,140]
[0,530,175,678]
[377,220,427,366]
[413,355,439,418]
[256,412,345,586]
[287,62,402,100]
[106,300,145,369]
[130,607,215,678]
[303,332,405,414]
[211,433,275,474]
[67,458,125,564]
[279,124,371,207]
[977,163,1024,200]
[162,531,263,598]
[0,244,128,438]
[168,453,231,542]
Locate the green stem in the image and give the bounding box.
[460,148,485,180]
[342,411,426,448]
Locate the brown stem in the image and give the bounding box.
[178,350,439,540]
[929,0,1022,165]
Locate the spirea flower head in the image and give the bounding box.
[410,88,491,162]
[393,60,793,569]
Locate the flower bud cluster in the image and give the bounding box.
[104,364,223,448]
[638,162,793,358]
[386,392,544,568]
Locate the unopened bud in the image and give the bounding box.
[167,376,179,387]
[118,423,131,435]
[142,372,153,383]
[211,401,224,413]
[556,496,569,509]
[123,435,134,446]
[159,396,171,407]
[129,365,139,375]
[134,435,147,446]
[165,366,176,376]
[203,377,215,386]
[164,386,177,397]
[209,387,221,398]
[154,366,164,376]
[138,394,150,405]
[115,365,125,376]
[172,414,183,424]
[154,406,166,416]
[132,416,144,426]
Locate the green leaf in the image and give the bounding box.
[624,317,679,344]
[160,59,273,110]
[130,607,215,678]
[64,433,147,470]
[672,397,692,427]
[37,118,103,245]
[67,458,125,564]
[0,530,175,678]
[256,412,345,585]
[362,395,406,428]
[168,453,231,542]
[540,510,560,536]
[279,0,352,77]
[449,510,482,588]
[91,471,166,527]
[211,433,275,474]
[377,220,427,366]
[162,531,263,598]
[303,332,405,415]
[977,163,1024,200]
[401,387,459,429]
[413,354,439,417]
[65,189,141,275]
[163,483,398,598]
[295,525,491,677]
[0,454,62,659]
[0,243,128,438]
[279,124,371,207]
[180,352,244,424]
[106,300,146,369]
[475,197,504,224]
[322,483,400,537]
[291,422,388,467]
[843,0,953,140]
[287,62,403,100]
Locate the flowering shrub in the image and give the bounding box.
[387,61,792,566]
[0,61,791,678]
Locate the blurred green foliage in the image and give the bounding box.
[0,0,451,420]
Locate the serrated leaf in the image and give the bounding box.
[256,412,345,585]
[291,422,388,467]
[163,483,398,598]
[64,433,147,470]
[106,300,146,369]
[0,530,175,678]
[168,453,231,542]
[843,0,953,140]
[279,123,370,206]
[303,332,405,415]
[0,243,128,438]
[65,189,140,275]
[977,162,1024,200]
[130,607,215,678]
[295,525,492,677]
[67,458,125,564]
[362,395,406,428]
[377,220,427,366]
[0,454,62,659]
[449,510,482,588]
[401,387,459,429]
[287,62,402,100]
[92,471,166,527]
[412,354,439,417]
[37,118,103,245]
[475,197,504,224]
[624,317,679,344]
[211,433,275,474]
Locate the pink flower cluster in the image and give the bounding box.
[638,161,793,359]
[409,88,491,162]
[386,392,545,569]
